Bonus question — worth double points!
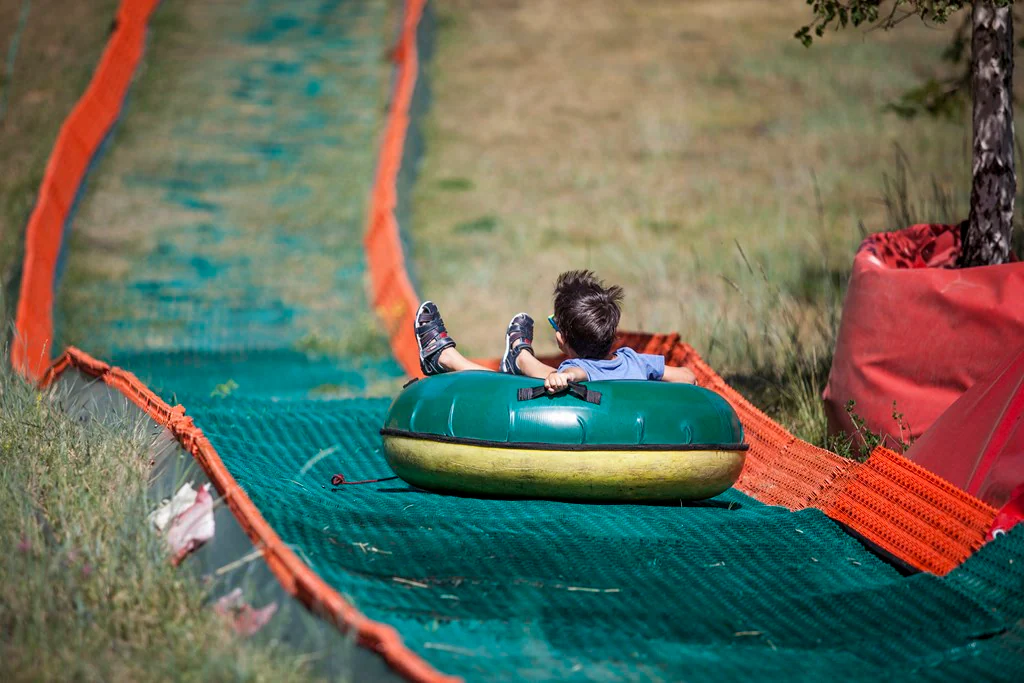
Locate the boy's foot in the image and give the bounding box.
[415,301,456,376]
[501,313,535,375]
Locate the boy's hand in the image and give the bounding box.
[545,371,573,393]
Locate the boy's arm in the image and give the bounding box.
[662,365,697,384]
[545,366,589,392]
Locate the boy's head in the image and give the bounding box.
[552,270,623,359]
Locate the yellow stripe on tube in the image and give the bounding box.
[382,436,746,501]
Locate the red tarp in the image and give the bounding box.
[989,484,1024,540]
[824,223,1024,447]
[907,345,1024,509]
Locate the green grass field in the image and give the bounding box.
[413,1,973,354]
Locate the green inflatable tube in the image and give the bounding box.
[381,371,747,501]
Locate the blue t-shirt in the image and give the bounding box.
[558,347,665,381]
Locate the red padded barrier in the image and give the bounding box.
[907,345,1024,508]
[824,223,1024,446]
[637,332,996,574]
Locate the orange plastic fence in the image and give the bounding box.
[12,0,162,381]
[43,348,456,683]
[363,0,426,374]
[645,333,996,575]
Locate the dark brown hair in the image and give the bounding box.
[552,270,623,359]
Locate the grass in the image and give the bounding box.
[0,349,320,681]
[409,0,1017,450]
[0,0,121,326]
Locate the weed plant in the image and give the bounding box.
[0,349,318,681]
[718,142,1023,458]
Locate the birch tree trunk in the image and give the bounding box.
[962,1,1015,267]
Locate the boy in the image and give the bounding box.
[414,270,697,392]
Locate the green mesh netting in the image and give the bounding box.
[50,0,1024,679]
[55,0,405,398]
[151,394,1024,680]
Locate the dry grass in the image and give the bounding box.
[0,349,321,681]
[412,0,970,362]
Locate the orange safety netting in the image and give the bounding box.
[43,348,455,683]
[363,0,427,372]
[12,0,161,381]
[655,334,996,575]
[444,333,997,576]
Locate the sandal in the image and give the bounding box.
[501,313,535,375]
[415,301,456,376]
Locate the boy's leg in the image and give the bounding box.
[500,312,558,379]
[440,344,553,376]
[415,300,495,374]
[415,301,458,375]
[438,346,492,373]
[417,304,555,377]
[516,351,557,379]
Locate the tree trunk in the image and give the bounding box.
[962,1,1015,267]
